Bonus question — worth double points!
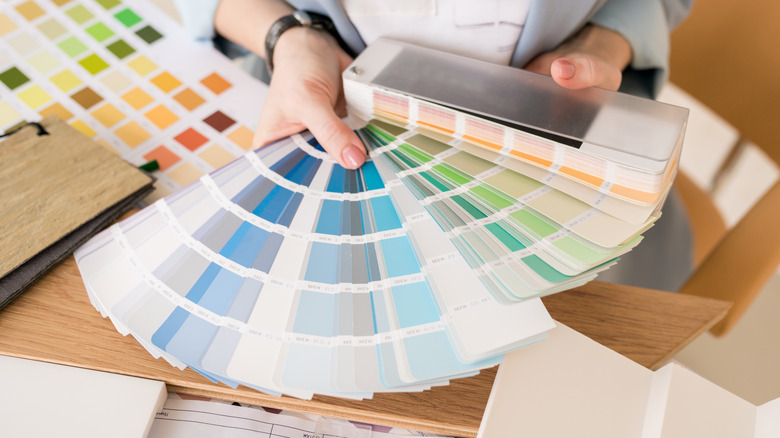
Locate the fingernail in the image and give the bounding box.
[555,60,576,80]
[342,144,366,169]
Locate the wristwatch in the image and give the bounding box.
[264,10,347,74]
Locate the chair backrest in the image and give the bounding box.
[676,178,780,336]
[669,0,780,337]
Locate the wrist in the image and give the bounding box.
[272,26,339,66]
[264,10,347,74]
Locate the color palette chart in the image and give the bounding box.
[0,0,266,197]
[75,132,555,398]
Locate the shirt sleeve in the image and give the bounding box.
[590,0,693,97]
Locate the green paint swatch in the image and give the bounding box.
[135,25,162,44]
[433,164,471,185]
[106,39,135,59]
[420,171,450,192]
[399,143,433,164]
[114,8,142,27]
[85,22,115,42]
[66,5,95,24]
[469,185,513,210]
[509,209,556,237]
[57,36,88,58]
[0,67,30,90]
[523,255,570,283]
[452,195,486,220]
[485,223,526,252]
[96,0,121,9]
[78,54,109,75]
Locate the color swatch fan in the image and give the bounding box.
[344,39,689,226]
[75,132,555,399]
[360,119,646,303]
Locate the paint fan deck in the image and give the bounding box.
[75,118,661,398]
[75,131,555,398]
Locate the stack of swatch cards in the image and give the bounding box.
[75,39,689,399]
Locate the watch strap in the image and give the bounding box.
[264,10,345,75]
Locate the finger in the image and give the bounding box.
[301,97,366,169]
[550,56,622,91]
[523,52,557,76]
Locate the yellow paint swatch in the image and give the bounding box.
[27,51,61,74]
[144,104,178,130]
[70,119,96,137]
[121,87,153,110]
[91,103,125,127]
[114,121,150,147]
[198,144,237,169]
[227,125,254,150]
[0,101,21,128]
[39,102,74,121]
[50,69,82,92]
[17,85,52,109]
[150,71,182,93]
[126,55,157,76]
[0,14,18,37]
[167,162,203,186]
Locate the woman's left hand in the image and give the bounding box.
[524,24,632,91]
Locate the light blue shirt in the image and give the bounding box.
[175,0,693,98]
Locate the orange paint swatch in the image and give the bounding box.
[200,72,231,95]
[174,128,208,151]
[150,71,182,93]
[91,103,126,127]
[39,102,74,121]
[143,145,180,170]
[173,88,205,111]
[114,121,150,148]
[227,125,254,150]
[121,87,153,110]
[15,1,45,21]
[144,104,179,130]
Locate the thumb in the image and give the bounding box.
[550,56,622,91]
[302,97,366,169]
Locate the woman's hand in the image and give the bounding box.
[524,24,632,91]
[253,27,366,169]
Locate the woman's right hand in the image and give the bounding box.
[252,27,366,169]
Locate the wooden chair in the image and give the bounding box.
[668,0,780,337]
[675,172,780,336]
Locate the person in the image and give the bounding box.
[176,0,695,291]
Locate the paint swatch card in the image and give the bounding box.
[1,0,266,198]
[75,132,555,398]
[360,120,641,303]
[344,38,688,208]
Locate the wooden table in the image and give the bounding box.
[0,256,730,437]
